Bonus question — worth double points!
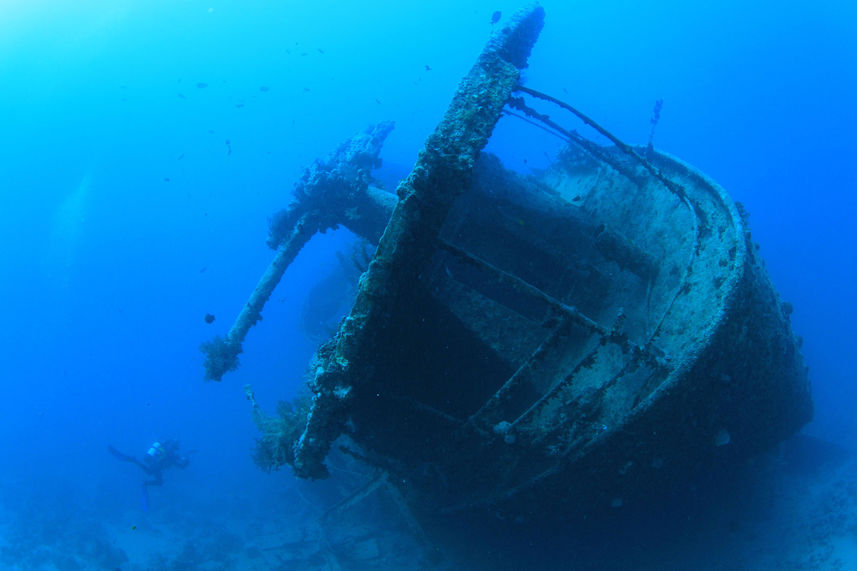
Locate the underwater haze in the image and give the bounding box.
[0,0,855,569]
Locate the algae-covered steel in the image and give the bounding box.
[211,4,811,519]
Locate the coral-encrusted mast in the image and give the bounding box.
[291,5,546,479]
[200,122,396,381]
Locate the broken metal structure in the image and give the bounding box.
[203,5,812,520]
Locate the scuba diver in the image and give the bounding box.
[108,439,190,510]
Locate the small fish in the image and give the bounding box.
[424,64,432,71]
[317,48,325,54]
[235,103,245,108]
[164,177,170,183]
[225,140,232,155]
[196,82,208,89]
[204,313,216,324]
[259,86,270,92]
[131,525,137,531]
[177,93,186,99]
[491,11,501,25]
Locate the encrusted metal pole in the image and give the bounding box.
[292,5,546,478]
[201,122,396,381]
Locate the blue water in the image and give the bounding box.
[0,1,854,569]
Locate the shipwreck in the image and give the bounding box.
[202,5,812,523]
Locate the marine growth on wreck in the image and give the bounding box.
[203,4,811,523]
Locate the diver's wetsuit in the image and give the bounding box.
[108,440,189,489]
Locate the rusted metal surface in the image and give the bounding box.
[217,4,811,521]
[290,5,547,479]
